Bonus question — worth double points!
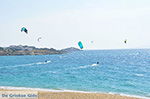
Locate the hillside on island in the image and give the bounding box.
[0,45,80,56]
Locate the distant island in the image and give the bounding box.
[0,45,80,56]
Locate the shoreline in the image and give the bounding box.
[0,86,148,99]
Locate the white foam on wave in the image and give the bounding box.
[42,71,58,74]
[79,63,99,68]
[135,73,144,77]
[0,60,51,69]
[69,63,100,70]
[91,64,99,66]
[78,65,90,69]
[36,60,51,65]
[0,64,32,69]
[64,65,89,71]
[0,86,89,93]
[0,86,148,99]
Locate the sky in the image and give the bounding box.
[0,0,150,50]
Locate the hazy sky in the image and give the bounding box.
[0,0,150,49]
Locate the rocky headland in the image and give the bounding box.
[0,45,80,56]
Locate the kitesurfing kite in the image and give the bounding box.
[21,27,28,34]
[37,37,42,42]
[78,41,83,49]
[124,39,127,44]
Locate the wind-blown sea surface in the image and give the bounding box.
[0,49,150,98]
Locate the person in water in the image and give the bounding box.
[45,60,47,62]
[96,62,99,64]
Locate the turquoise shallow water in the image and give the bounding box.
[0,49,150,97]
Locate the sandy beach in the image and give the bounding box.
[39,92,141,99]
[0,88,141,99]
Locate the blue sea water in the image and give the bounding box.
[0,49,150,98]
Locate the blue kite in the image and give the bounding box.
[21,27,28,34]
[78,41,83,49]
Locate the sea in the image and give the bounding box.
[0,49,150,98]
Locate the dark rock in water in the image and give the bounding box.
[0,45,80,56]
